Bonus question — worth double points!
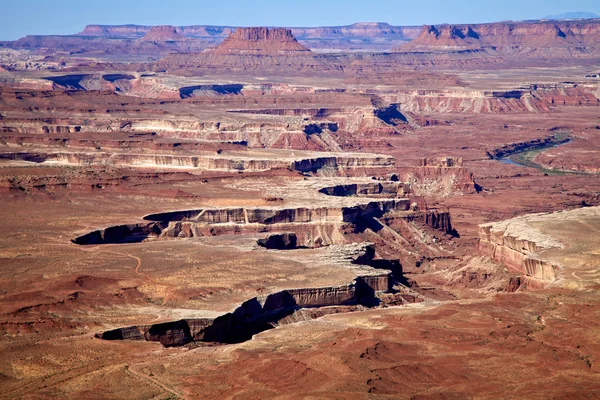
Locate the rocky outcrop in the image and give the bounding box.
[478,217,562,281]
[72,222,166,245]
[147,200,410,224]
[5,19,600,63]
[2,148,394,174]
[213,28,311,55]
[138,26,187,43]
[397,157,478,197]
[390,84,599,114]
[73,200,411,245]
[80,25,156,38]
[392,209,455,236]
[402,25,482,50]
[397,20,600,58]
[97,243,395,346]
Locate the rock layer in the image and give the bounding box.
[213,27,310,55]
[399,20,600,57]
[97,243,396,346]
[138,26,187,43]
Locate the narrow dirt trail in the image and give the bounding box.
[75,245,142,274]
[102,250,142,274]
[127,364,186,399]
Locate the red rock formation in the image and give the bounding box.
[213,27,311,55]
[398,20,600,57]
[138,26,187,42]
[404,25,481,50]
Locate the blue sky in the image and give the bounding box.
[1,0,599,40]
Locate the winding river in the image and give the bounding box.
[497,138,573,172]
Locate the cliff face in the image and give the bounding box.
[397,157,478,197]
[138,26,187,42]
[96,243,396,346]
[477,214,563,282]
[399,20,600,56]
[406,25,481,49]
[212,27,310,55]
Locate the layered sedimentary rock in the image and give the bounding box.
[397,157,478,197]
[403,25,482,50]
[4,19,600,65]
[479,207,600,286]
[213,27,310,55]
[0,148,395,175]
[138,26,187,43]
[392,84,600,114]
[399,20,600,58]
[97,243,395,346]
[478,215,563,281]
[73,199,412,245]
[386,209,456,236]
[291,22,420,51]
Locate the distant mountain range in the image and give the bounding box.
[544,12,599,20]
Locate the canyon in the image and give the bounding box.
[0,13,600,400]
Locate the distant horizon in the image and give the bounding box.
[1,0,599,41]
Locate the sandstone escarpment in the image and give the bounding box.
[73,199,411,245]
[403,25,482,50]
[477,211,570,282]
[397,20,600,58]
[397,157,478,197]
[97,243,397,346]
[138,26,187,43]
[213,27,310,55]
[484,206,600,290]
[388,209,456,237]
[97,282,366,346]
[2,147,395,175]
[391,84,599,114]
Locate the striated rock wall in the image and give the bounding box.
[4,148,394,174]
[150,200,411,225]
[213,27,311,55]
[73,200,411,245]
[138,26,187,43]
[96,240,397,346]
[397,162,477,197]
[478,223,558,281]
[379,209,456,236]
[391,84,599,114]
[399,20,600,56]
[98,273,392,346]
